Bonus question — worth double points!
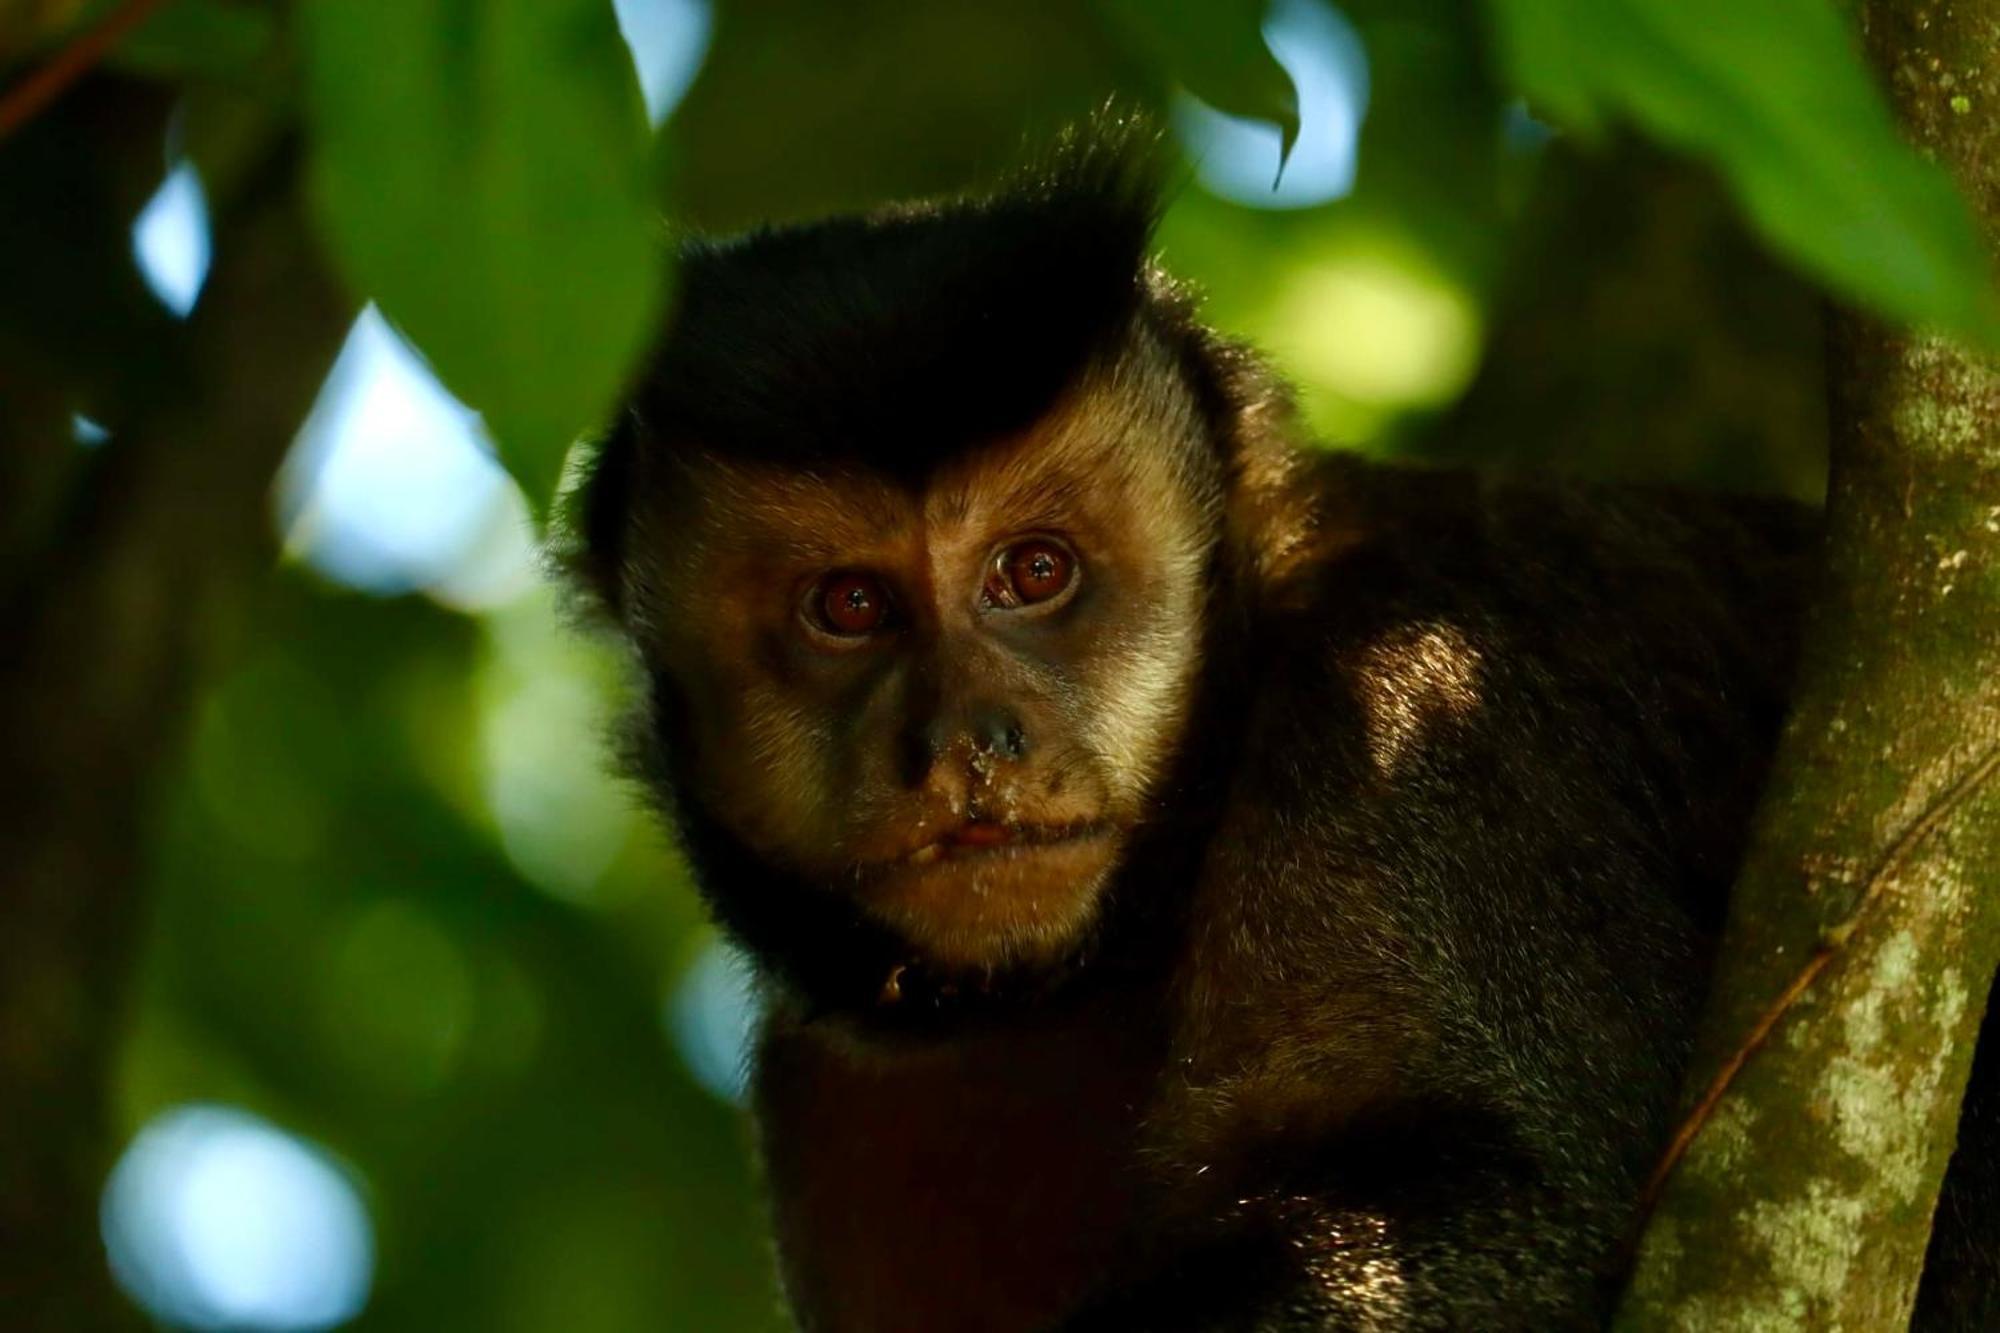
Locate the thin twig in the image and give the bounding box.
[1636,947,1835,1215]
[1635,738,2000,1221]
[0,0,172,142]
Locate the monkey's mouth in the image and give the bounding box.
[905,820,1109,865]
[849,820,1122,970]
[898,819,1110,867]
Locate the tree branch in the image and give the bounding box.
[0,102,351,1324]
[1636,740,2000,1224]
[0,0,171,142]
[1615,1,2000,1324]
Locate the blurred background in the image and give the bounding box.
[1,0,1982,1328]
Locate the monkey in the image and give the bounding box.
[561,131,1996,1331]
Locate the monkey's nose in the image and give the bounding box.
[968,703,1029,762]
[899,703,1029,787]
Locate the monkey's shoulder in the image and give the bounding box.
[1252,461,1817,793]
[1278,458,1813,659]
[1157,466,1819,1149]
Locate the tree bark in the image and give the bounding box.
[0,87,350,1327]
[1616,1,2000,1327]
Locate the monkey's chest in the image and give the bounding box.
[754,1013,1157,1333]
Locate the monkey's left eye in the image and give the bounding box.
[986,537,1078,610]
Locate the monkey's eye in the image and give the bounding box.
[810,571,894,637]
[987,537,1078,610]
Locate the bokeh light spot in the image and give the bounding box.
[666,939,761,1104]
[73,413,111,447]
[1269,242,1481,408]
[316,899,476,1095]
[1175,0,1369,209]
[612,0,713,126]
[278,306,535,609]
[132,160,211,317]
[1503,99,1556,153]
[103,1105,373,1332]
[189,658,337,864]
[479,591,643,904]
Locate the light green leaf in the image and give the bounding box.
[1488,0,2000,346]
[299,0,668,513]
[1098,0,1300,163]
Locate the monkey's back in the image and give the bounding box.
[1138,462,1819,1324]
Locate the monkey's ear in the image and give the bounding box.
[1162,319,1353,606]
[551,422,637,622]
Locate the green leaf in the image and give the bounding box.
[108,0,276,83]
[1488,0,2000,347]
[299,0,668,512]
[1098,0,1300,163]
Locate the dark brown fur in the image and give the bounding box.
[756,985,1165,1333]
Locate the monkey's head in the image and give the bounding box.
[569,140,1293,989]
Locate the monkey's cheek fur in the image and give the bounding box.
[855,831,1122,970]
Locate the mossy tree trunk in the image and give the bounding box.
[1616,0,2000,1326]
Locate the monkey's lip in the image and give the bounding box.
[898,819,1109,867]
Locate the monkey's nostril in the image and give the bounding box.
[969,705,1028,761]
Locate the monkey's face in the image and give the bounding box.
[624,368,1223,971]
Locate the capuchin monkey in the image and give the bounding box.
[562,132,1994,1330]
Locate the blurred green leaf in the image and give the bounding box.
[299,0,668,513]
[667,0,1159,229]
[1488,0,2000,346]
[1097,0,1299,162]
[106,0,276,82]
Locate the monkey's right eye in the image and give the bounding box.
[809,572,894,637]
